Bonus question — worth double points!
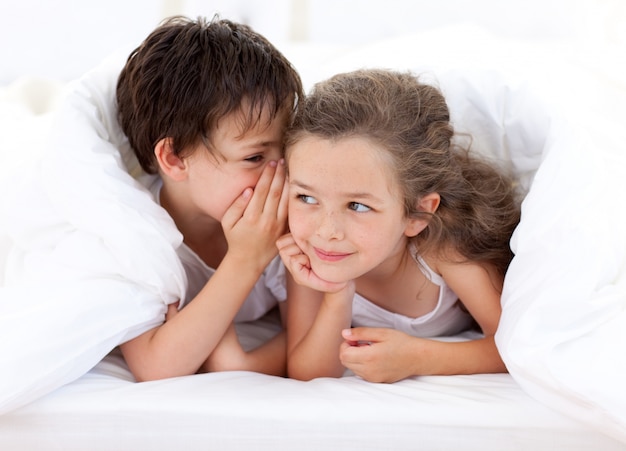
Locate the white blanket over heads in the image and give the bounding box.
[498,112,626,442]
[0,53,187,413]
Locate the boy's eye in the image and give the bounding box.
[348,202,371,212]
[297,194,317,205]
[245,154,264,163]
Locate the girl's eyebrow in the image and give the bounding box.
[289,179,313,190]
[290,179,384,203]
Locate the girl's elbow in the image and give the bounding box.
[287,363,316,381]
[129,363,188,382]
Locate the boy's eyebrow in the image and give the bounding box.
[239,138,281,147]
[259,139,281,146]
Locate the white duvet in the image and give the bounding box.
[1,26,625,444]
[0,52,187,412]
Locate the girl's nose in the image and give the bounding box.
[316,211,343,240]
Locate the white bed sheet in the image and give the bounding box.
[1,315,623,451]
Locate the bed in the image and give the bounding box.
[1,24,625,450]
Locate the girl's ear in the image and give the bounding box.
[404,192,441,237]
[154,138,188,181]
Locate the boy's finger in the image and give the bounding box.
[276,172,289,222]
[263,159,287,216]
[244,160,279,215]
[221,187,252,229]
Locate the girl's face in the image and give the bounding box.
[287,136,423,284]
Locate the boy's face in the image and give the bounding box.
[183,105,288,222]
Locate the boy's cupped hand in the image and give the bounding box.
[222,160,289,269]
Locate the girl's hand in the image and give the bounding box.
[222,160,289,270]
[339,327,422,383]
[277,233,350,294]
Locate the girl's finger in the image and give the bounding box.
[276,233,296,251]
[342,327,382,344]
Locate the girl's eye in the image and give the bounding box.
[297,194,317,205]
[348,202,371,212]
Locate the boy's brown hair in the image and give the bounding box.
[117,15,303,174]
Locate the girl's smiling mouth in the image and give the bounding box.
[313,247,352,262]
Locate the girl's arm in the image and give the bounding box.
[285,275,354,380]
[277,233,354,380]
[120,161,288,382]
[339,259,506,382]
[436,259,506,371]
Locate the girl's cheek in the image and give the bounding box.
[288,219,305,242]
[287,204,304,231]
[288,215,311,245]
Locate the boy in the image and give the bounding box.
[116,16,303,380]
[0,15,303,412]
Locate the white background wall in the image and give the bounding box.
[0,0,624,85]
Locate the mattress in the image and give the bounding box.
[1,314,623,450]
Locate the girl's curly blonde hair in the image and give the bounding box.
[285,69,521,277]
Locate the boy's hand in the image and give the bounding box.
[201,324,246,373]
[222,160,288,268]
[277,233,350,294]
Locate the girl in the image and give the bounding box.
[277,69,520,382]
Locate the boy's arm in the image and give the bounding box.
[202,325,287,376]
[121,160,288,381]
[120,252,266,381]
[199,300,288,376]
